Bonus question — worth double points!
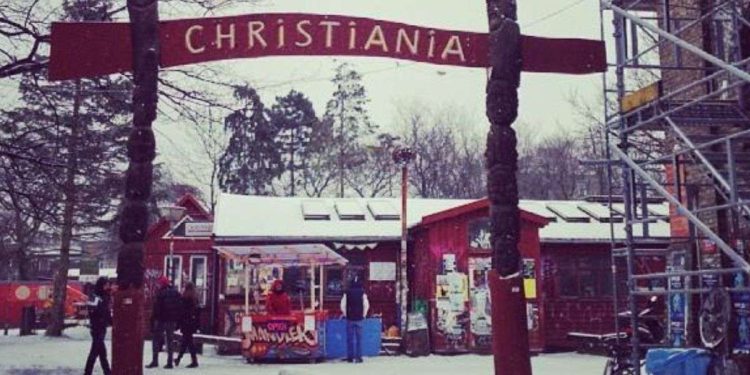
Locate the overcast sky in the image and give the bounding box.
[1,0,608,196]
[151,0,607,192]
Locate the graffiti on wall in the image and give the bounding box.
[242,318,322,359]
[435,253,469,351]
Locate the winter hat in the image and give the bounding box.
[157,276,170,287]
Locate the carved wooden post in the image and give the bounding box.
[485,1,532,374]
[112,1,160,374]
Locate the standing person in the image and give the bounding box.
[265,279,292,315]
[84,277,112,375]
[340,276,370,363]
[146,276,182,369]
[175,282,200,368]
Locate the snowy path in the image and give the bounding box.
[0,328,606,375]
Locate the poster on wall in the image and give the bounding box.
[469,257,492,350]
[258,265,284,295]
[667,252,686,347]
[522,258,537,299]
[369,262,396,281]
[468,218,491,250]
[434,253,469,352]
[732,240,750,351]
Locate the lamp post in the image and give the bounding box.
[159,205,186,285]
[393,147,415,335]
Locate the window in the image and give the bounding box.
[558,256,620,298]
[164,255,183,289]
[190,256,208,306]
[281,265,366,301]
[224,259,244,295]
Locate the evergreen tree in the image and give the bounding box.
[268,90,318,196]
[0,0,132,336]
[323,63,377,197]
[218,85,282,195]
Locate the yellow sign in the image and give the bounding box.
[524,279,537,299]
[621,81,661,113]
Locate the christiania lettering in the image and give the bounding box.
[181,17,466,63]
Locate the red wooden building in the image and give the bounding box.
[410,199,549,353]
[410,198,670,352]
[144,193,670,352]
[143,194,216,332]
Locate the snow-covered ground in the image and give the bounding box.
[0,327,606,375]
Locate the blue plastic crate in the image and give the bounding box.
[645,348,711,375]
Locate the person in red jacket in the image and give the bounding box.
[265,279,291,315]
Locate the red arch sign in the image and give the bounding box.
[49,13,605,81]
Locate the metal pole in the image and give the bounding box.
[244,263,249,315]
[309,264,315,311]
[169,236,175,284]
[400,163,408,334]
[319,265,324,312]
[612,6,642,372]
[600,0,622,346]
[604,1,750,83]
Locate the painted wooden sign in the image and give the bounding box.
[49,13,606,81]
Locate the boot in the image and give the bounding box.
[145,361,158,369]
[187,362,198,368]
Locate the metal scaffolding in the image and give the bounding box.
[600,0,750,373]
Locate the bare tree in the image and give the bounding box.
[398,105,486,199]
[346,133,400,198]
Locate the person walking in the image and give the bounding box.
[146,276,182,369]
[84,277,112,375]
[340,276,369,363]
[175,282,200,368]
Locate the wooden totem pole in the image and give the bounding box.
[112,1,160,374]
[484,1,532,374]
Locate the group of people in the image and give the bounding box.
[82,275,202,375]
[82,273,371,374]
[146,276,201,369]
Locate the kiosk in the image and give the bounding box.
[216,243,348,362]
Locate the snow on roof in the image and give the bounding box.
[213,193,671,243]
[213,193,473,242]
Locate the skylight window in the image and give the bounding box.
[577,203,622,223]
[546,203,590,223]
[335,200,366,220]
[648,204,670,219]
[367,200,400,220]
[302,200,330,220]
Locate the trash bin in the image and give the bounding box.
[19,306,35,336]
[645,348,712,375]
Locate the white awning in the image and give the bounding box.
[215,243,348,267]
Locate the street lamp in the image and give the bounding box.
[158,205,186,285]
[392,147,415,335]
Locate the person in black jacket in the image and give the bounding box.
[340,276,370,363]
[175,282,200,368]
[84,277,112,375]
[146,276,183,369]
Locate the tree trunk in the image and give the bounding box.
[485,1,533,374]
[112,1,160,374]
[46,79,81,337]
